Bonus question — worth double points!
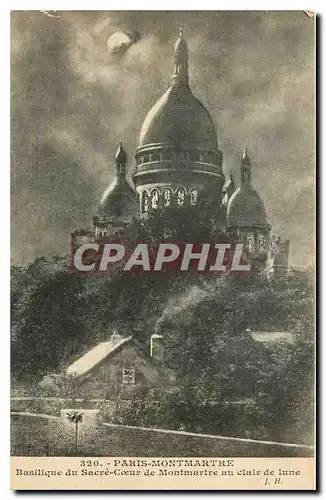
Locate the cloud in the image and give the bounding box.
[11,11,315,267]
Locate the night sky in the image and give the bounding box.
[11,11,315,267]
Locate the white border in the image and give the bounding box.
[3,4,321,499]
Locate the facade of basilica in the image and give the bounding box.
[73,30,289,274]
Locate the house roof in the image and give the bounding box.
[66,336,133,378]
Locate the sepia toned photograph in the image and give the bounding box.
[10,9,315,490]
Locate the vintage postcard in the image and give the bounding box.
[10,10,316,490]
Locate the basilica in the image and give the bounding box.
[73,29,289,274]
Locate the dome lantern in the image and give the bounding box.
[171,27,189,88]
[115,139,127,177]
[240,147,252,186]
[135,29,220,155]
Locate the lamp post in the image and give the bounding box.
[66,411,83,456]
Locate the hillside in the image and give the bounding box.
[11,258,315,442]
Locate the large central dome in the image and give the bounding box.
[138,85,218,151]
[132,29,225,228]
[137,29,218,153]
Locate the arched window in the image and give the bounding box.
[142,190,150,213]
[259,235,267,252]
[247,233,255,252]
[176,188,186,207]
[151,188,160,210]
[163,188,172,208]
[190,188,199,206]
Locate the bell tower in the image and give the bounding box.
[227,148,271,270]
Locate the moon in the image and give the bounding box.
[107,31,133,54]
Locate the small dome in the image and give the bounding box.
[138,86,218,151]
[98,178,137,221]
[227,186,268,228]
[98,141,138,221]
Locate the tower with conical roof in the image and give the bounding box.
[227,148,271,267]
[132,29,225,234]
[93,140,138,239]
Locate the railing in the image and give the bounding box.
[101,422,314,451]
[134,160,221,176]
[11,411,314,456]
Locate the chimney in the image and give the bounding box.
[150,334,164,363]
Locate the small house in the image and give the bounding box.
[65,333,176,397]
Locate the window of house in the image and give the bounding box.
[143,154,150,163]
[122,367,135,384]
[152,153,160,162]
[100,367,108,383]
